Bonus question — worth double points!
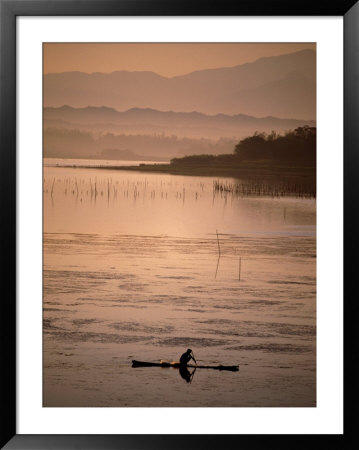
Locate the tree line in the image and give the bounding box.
[233,126,316,162]
[170,126,316,167]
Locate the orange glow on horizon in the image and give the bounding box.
[44,42,316,77]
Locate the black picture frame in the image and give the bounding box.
[1,0,357,448]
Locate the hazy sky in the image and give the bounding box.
[44,43,315,77]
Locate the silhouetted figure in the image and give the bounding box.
[179,365,196,383]
[179,348,197,366]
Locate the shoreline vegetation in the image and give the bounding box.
[50,127,316,197]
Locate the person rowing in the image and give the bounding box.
[179,348,197,366]
[132,349,239,372]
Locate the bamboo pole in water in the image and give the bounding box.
[51,178,55,196]
[216,229,221,257]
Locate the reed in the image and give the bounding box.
[213,179,315,199]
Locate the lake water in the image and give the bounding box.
[43,159,316,407]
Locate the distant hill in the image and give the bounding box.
[43,128,238,160]
[44,49,316,119]
[44,106,315,139]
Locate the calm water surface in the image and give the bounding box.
[43,160,316,407]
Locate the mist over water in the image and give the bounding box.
[43,161,316,407]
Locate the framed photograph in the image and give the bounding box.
[1,0,357,448]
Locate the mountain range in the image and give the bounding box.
[44,49,316,119]
[44,105,315,140]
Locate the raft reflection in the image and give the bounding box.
[179,366,196,384]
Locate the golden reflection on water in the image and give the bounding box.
[43,165,316,407]
[44,166,315,237]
